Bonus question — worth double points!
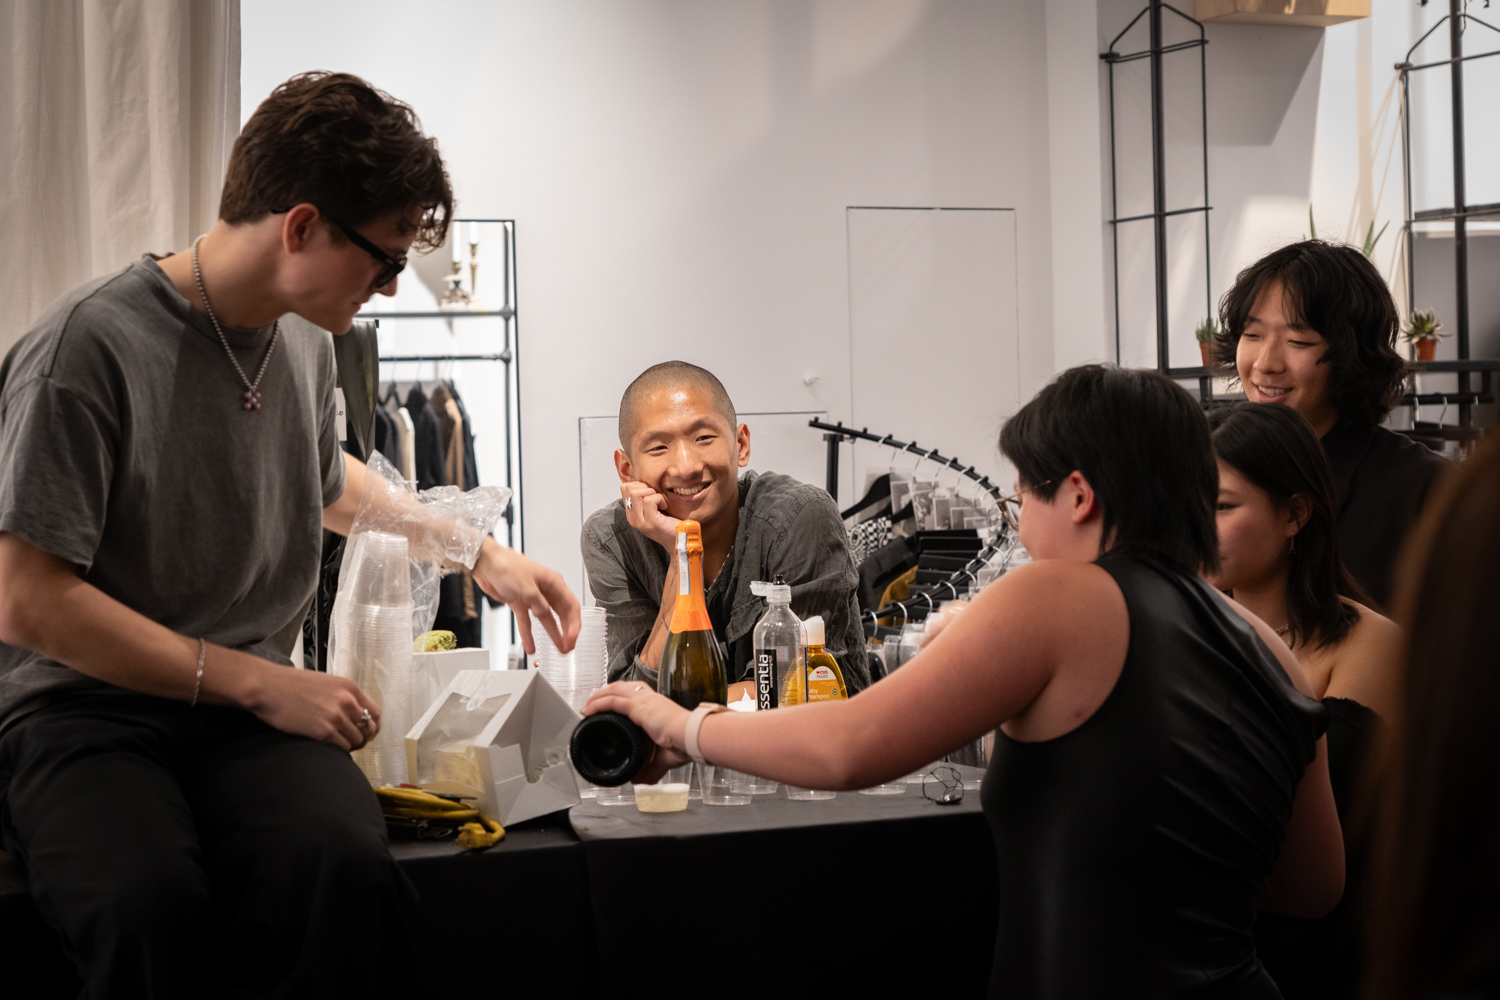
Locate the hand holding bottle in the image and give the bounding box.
[619,480,682,549]
[581,681,693,785]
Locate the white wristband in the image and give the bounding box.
[684,703,727,766]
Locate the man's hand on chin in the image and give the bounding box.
[620,481,681,549]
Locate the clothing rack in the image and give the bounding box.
[808,418,1014,624]
[377,352,512,363]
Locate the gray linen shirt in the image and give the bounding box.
[581,470,870,695]
[0,256,344,727]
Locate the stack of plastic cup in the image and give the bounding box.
[331,531,416,787]
[535,608,624,803]
[534,607,608,713]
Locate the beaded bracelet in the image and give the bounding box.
[191,638,206,707]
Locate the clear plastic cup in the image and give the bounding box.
[858,782,906,796]
[786,786,835,801]
[595,782,636,806]
[700,765,751,806]
[732,771,777,795]
[348,532,413,607]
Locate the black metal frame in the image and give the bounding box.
[809,419,1014,624]
[1102,0,1214,396]
[365,219,524,641]
[1397,1,1500,440]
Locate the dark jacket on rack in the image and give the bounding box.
[1321,422,1449,610]
[430,383,486,648]
[404,384,447,491]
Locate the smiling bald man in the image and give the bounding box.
[581,361,870,699]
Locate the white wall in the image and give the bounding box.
[240,0,1493,616]
[242,0,1057,606]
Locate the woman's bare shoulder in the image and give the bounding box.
[1322,601,1403,716]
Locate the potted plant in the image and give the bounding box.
[1403,309,1445,362]
[1195,318,1219,368]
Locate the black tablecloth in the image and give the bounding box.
[4,771,999,998]
[389,810,596,996]
[571,770,999,998]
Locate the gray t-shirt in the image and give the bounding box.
[0,256,344,725]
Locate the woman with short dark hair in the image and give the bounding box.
[1206,402,1401,1000]
[589,365,1344,998]
[1211,240,1448,609]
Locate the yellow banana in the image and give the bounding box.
[375,786,473,812]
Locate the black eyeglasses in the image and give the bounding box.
[329,218,406,288]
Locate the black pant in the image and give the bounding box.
[0,693,418,999]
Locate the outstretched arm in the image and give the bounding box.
[325,454,581,654]
[585,560,1116,788]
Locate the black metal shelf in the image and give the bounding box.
[1397,4,1500,442]
[1101,0,1213,380]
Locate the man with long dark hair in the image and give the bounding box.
[1211,240,1447,608]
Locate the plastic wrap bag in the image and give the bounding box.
[328,453,512,786]
[335,452,512,641]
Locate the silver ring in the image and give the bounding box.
[625,497,633,511]
[357,709,372,728]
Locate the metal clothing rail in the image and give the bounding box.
[808,419,1008,503]
[377,352,512,363]
[808,419,1013,624]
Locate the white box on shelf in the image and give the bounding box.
[404,669,581,826]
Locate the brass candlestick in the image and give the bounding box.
[469,241,479,304]
[439,259,471,310]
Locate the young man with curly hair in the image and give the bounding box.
[1211,240,1448,608]
[0,72,579,997]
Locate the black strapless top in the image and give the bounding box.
[980,556,1328,999]
[1254,697,1382,999]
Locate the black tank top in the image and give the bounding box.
[980,556,1327,998]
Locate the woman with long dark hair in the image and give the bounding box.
[1206,402,1401,999]
[588,365,1344,998]
[1367,434,1500,1000]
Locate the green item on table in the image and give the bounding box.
[415,630,457,652]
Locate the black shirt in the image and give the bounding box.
[1254,697,1382,999]
[980,556,1327,999]
[1322,423,1449,610]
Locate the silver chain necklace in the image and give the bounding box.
[192,236,279,411]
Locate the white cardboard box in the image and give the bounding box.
[404,669,581,826]
[410,647,491,724]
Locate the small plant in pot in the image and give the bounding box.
[1195,318,1219,368]
[1404,309,1445,362]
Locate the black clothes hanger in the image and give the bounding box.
[841,473,892,522]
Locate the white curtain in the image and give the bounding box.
[0,0,240,354]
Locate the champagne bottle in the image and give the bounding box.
[570,712,651,787]
[658,520,728,710]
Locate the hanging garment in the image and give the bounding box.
[849,515,893,565]
[429,383,484,648]
[373,405,400,469]
[404,385,447,492]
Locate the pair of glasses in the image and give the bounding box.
[330,218,406,288]
[270,206,408,288]
[995,478,1059,532]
